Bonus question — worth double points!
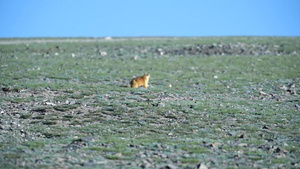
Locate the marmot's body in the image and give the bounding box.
[124,74,150,89]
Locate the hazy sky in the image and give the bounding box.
[1,0,299,37]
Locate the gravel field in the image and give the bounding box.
[1,37,299,168]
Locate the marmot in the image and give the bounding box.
[123,74,150,89]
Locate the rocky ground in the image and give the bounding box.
[152,43,299,56]
[0,37,299,168]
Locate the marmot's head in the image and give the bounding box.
[144,74,150,78]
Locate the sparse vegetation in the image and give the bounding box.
[0,37,299,168]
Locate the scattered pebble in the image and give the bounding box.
[157,102,165,107]
[197,163,208,169]
[100,51,107,56]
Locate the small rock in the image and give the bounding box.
[80,136,96,142]
[238,143,248,147]
[157,48,164,55]
[45,102,56,106]
[211,142,221,148]
[141,159,152,168]
[69,100,76,105]
[197,163,208,169]
[157,102,165,107]
[239,134,246,138]
[259,91,270,96]
[132,55,139,60]
[273,147,280,153]
[289,83,296,88]
[2,87,11,92]
[262,125,269,130]
[280,85,288,90]
[115,153,122,157]
[100,51,107,56]
[160,164,177,169]
[138,121,147,125]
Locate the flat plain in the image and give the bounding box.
[0,37,299,168]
